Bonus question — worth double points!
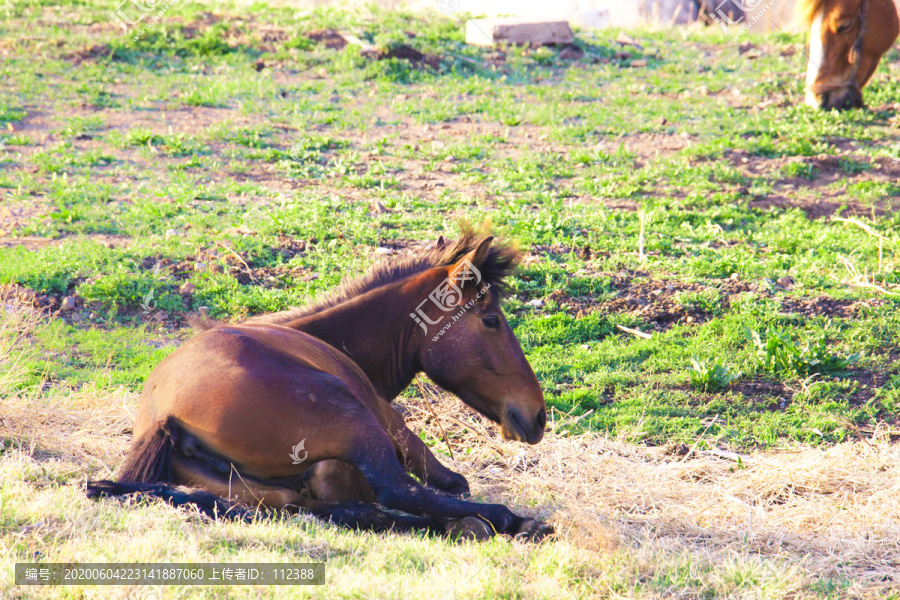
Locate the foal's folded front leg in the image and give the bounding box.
[385,407,470,498]
[344,431,550,538]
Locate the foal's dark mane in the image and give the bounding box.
[249,227,521,325]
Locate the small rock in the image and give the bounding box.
[465,18,574,46]
[370,200,391,214]
[180,282,197,294]
[659,117,667,125]
[165,229,178,237]
[558,45,584,61]
[60,296,76,311]
[680,131,690,139]
[153,311,167,322]
[730,272,740,281]
[303,273,320,282]
[89,312,98,319]
[776,276,794,290]
[375,247,393,256]
[527,299,544,308]
[581,344,590,350]
[198,306,210,316]
[194,262,207,272]
[70,313,83,322]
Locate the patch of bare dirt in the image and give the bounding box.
[778,296,886,319]
[843,363,898,409]
[305,29,347,50]
[380,45,441,70]
[619,132,691,160]
[526,264,758,330]
[66,43,113,65]
[0,201,48,241]
[721,149,900,219]
[731,378,793,408]
[748,194,898,220]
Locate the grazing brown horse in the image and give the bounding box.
[799,0,899,109]
[88,230,552,540]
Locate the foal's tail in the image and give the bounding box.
[116,416,179,483]
[86,418,247,520]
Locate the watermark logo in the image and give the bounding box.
[111,0,180,41]
[289,439,308,464]
[437,0,460,14]
[410,259,481,333]
[590,141,610,164]
[140,289,158,317]
[409,260,493,342]
[891,142,900,164]
[708,0,760,31]
[289,140,306,163]
[708,0,782,41]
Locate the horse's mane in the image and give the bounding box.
[247,225,521,326]
[797,0,827,25]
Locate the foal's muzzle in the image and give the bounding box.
[502,406,546,445]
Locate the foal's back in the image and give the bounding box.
[132,323,392,479]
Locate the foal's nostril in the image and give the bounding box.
[537,407,547,429]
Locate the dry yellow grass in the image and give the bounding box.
[402,387,900,597]
[2,299,899,598]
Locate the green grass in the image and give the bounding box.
[1,1,900,597]
[1,0,898,448]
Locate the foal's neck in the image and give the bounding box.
[285,278,429,402]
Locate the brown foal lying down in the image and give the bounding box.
[88,229,552,540]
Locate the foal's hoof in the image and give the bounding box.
[515,518,555,542]
[445,516,494,541]
[431,474,470,499]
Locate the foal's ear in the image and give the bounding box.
[450,237,493,287]
[467,236,493,265]
[436,235,445,247]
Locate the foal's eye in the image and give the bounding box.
[836,20,854,33]
[482,316,500,329]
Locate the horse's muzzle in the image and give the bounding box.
[502,406,546,445]
[806,86,864,111]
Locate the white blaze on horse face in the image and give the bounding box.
[805,7,827,107]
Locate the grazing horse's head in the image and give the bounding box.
[413,234,547,445]
[799,0,899,110]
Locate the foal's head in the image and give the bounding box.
[411,234,547,445]
[799,0,899,110]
